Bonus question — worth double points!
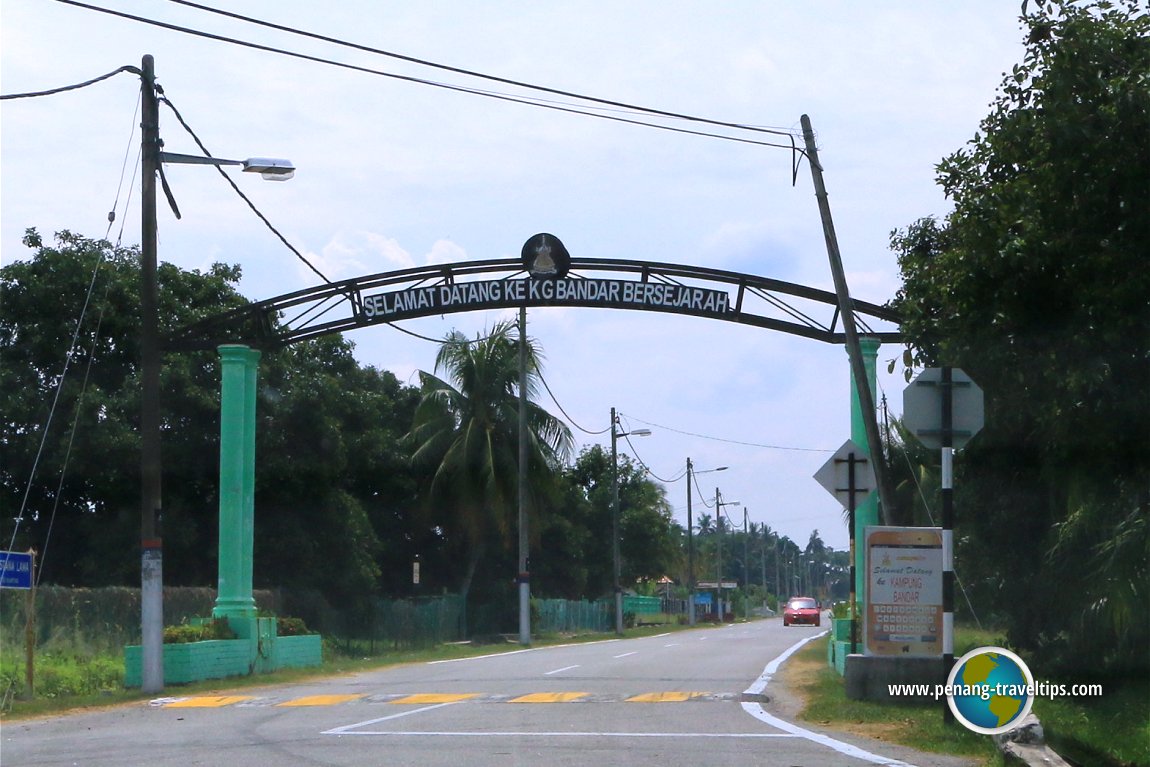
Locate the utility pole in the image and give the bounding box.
[139,54,164,694]
[611,407,624,635]
[742,509,749,621]
[715,488,723,621]
[686,458,696,626]
[800,114,894,524]
[517,307,530,646]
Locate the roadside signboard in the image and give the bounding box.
[864,527,943,657]
[0,551,33,590]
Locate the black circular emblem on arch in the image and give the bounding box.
[521,233,570,279]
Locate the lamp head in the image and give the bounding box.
[242,157,295,180]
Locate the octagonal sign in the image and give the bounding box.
[903,367,984,450]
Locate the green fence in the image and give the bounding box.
[533,598,611,634]
[622,595,662,615]
[1,587,644,657]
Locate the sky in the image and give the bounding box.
[1,1,1029,553]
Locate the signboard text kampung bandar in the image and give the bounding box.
[359,278,732,321]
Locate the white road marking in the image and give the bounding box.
[740,630,919,767]
[544,665,580,675]
[613,651,638,658]
[322,702,460,735]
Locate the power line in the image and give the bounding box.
[50,0,805,153]
[156,91,332,283]
[537,371,610,436]
[0,65,140,100]
[621,413,834,453]
[164,0,800,141]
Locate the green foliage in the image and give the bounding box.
[275,617,312,637]
[406,321,574,604]
[0,232,424,607]
[162,618,235,644]
[888,1,1149,673]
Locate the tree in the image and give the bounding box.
[406,321,574,606]
[253,336,422,606]
[888,1,1149,671]
[1,229,426,608]
[543,446,678,599]
[0,230,247,586]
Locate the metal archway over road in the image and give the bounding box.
[166,255,902,351]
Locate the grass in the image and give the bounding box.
[780,633,1004,766]
[781,626,1150,767]
[1032,675,1149,767]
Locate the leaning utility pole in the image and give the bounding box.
[800,114,895,523]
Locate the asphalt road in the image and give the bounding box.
[3,619,974,767]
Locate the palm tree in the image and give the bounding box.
[407,319,573,605]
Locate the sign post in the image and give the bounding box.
[903,367,983,720]
[814,439,875,654]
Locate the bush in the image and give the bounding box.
[276,617,312,636]
[162,618,236,644]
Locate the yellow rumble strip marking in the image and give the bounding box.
[277,694,365,707]
[164,696,253,708]
[509,692,589,703]
[626,692,705,702]
[390,693,479,705]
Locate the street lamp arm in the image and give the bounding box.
[159,152,296,179]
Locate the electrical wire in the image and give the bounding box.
[7,250,107,554]
[621,413,834,453]
[50,0,805,153]
[0,65,140,100]
[104,92,142,241]
[156,92,332,283]
[36,284,111,586]
[620,432,680,484]
[164,0,800,141]
[536,371,610,436]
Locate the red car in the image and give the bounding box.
[783,597,821,627]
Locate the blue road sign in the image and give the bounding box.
[0,551,32,589]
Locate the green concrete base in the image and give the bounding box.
[827,617,859,676]
[124,616,322,687]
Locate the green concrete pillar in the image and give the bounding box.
[213,344,261,623]
[849,337,881,610]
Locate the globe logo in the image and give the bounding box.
[946,646,1035,734]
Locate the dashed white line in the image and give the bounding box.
[322,702,461,735]
[613,651,638,659]
[544,665,580,675]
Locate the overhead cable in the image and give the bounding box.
[157,92,332,283]
[622,413,833,453]
[0,64,140,100]
[165,0,799,140]
[51,0,803,152]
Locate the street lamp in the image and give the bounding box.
[610,407,651,636]
[157,152,296,180]
[685,459,726,626]
[138,54,294,694]
[714,490,740,622]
